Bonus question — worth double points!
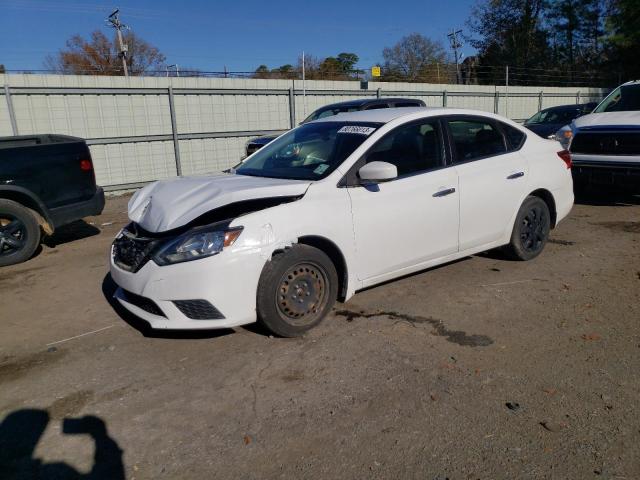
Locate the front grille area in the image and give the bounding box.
[571,131,640,155]
[112,224,161,273]
[121,289,166,317]
[173,300,225,320]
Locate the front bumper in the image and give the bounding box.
[109,245,266,330]
[49,187,105,229]
[572,158,640,190]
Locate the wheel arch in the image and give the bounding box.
[0,186,54,234]
[296,235,349,301]
[528,188,557,228]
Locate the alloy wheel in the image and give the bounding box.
[0,215,28,258]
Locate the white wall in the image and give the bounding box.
[0,74,606,188]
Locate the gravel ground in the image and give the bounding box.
[1,192,639,479]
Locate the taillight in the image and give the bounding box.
[80,159,93,171]
[557,150,572,169]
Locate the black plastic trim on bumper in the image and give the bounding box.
[121,289,166,318]
[572,162,640,188]
[49,187,105,229]
[173,300,225,320]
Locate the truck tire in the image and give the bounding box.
[0,199,41,267]
[256,244,338,337]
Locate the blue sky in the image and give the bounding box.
[0,0,477,72]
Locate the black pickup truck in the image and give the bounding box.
[0,134,105,266]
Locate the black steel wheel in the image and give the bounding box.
[257,245,338,337]
[0,199,41,267]
[505,196,551,261]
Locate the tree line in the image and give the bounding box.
[22,0,639,87]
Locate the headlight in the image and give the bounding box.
[153,224,243,266]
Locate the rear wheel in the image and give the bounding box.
[505,196,550,261]
[0,199,41,267]
[257,245,338,337]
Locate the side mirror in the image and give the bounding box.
[358,161,398,183]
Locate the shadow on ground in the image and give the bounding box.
[0,409,124,480]
[101,273,235,340]
[43,220,101,248]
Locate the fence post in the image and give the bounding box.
[376,88,381,99]
[494,90,499,114]
[167,86,182,176]
[442,90,447,107]
[288,87,296,128]
[538,91,543,112]
[576,91,581,104]
[4,84,19,136]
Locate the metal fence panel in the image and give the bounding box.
[0,74,607,190]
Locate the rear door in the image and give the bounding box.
[346,117,459,282]
[446,116,528,251]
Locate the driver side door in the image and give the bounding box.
[345,118,460,285]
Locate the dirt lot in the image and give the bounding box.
[1,192,639,479]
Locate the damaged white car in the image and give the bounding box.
[110,108,574,337]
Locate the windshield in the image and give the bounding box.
[526,107,581,125]
[234,121,381,181]
[302,105,361,123]
[594,84,640,113]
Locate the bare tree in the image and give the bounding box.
[382,33,447,81]
[45,30,166,76]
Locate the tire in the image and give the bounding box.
[0,199,41,267]
[257,244,338,337]
[504,196,551,261]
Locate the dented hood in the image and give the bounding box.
[574,111,640,130]
[128,174,311,232]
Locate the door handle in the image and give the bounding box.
[432,187,456,197]
[507,171,525,180]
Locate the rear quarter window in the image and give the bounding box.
[501,123,526,151]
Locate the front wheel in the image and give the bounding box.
[504,196,551,261]
[0,199,41,267]
[257,245,338,337]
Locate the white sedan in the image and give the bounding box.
[110,108,574,337]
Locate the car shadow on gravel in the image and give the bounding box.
[101,274,235,340]
[43,220,101,248]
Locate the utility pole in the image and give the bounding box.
[447,29,463,85]
[107,9,129,77]
[302,51,306,117]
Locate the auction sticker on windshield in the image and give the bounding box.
[337,126,376,135]
[313,164,330,175]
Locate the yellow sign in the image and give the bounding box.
[371,66,381,77]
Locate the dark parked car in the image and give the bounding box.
[245,97,426,156]
[0,134,105,266]
[523,102,597,138]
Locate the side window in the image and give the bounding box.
[448,119,507,162]
[363,103,389,110]
[364,120,443,176]
[500,122,526,151]
[315,109,336,120]
[395,102,421,108]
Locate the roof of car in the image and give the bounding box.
[541,102,597,112]
[314,107,432,124]
[320,97,425,109]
